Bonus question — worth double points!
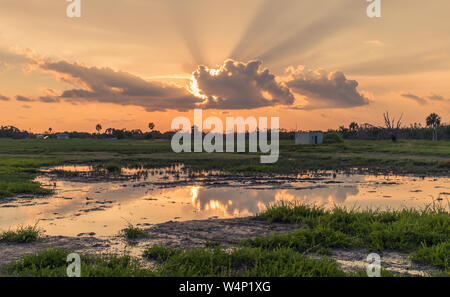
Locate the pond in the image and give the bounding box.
[0,165,448,237]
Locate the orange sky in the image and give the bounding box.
[0,0,449,133]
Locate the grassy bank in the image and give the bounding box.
[250,202,449,270]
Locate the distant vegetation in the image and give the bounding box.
[323,132,344,144]
[1,113,447,141]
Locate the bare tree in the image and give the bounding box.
[383,112,403,130]
[383,112,403,141]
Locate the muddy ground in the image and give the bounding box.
[0,217,439,276]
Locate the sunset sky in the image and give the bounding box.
[0,0,449,133]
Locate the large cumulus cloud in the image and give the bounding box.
[192,60,295,109]
[286,66,369,109]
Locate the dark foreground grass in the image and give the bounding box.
[0,225,43,243]
[1,248,156,277]
[411,242,449,270]
[250,202,450,270]
[1,247,397,277]
[144,246,349,277]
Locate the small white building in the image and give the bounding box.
[56,133,70,140]
[295,131,324,145]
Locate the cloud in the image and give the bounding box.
[427,94,448,101]
[0,48,30,66]
[40,60,202,112]
[286,66,369,109]
[401,93,427,105]
[16,95,34,102]
[38,96,60,103]
[39,59,295,111]
[0,94,10,101]
[192,60,295,109]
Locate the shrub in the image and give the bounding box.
[323,132,344,144]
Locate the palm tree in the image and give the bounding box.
[96,124,102,135]
[349,122,359,132]
[148,122,155,131]
[426,113,441,141]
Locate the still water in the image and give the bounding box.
[0,165,448,237]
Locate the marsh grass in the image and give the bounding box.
[0,224,43,243]
[251,202,449,269]
[0,157,57,198]
[411,242,449,270]
[1,248,156,277]
[121,224,148,240]
[143,246,350,277]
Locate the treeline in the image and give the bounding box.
[1,120,449,141]
[335,123,450,140]
[0,125,177,140]
[0,125,32,139]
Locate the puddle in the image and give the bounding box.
[0,165,448,237]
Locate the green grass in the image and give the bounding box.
[1,248,156,277]
[411,242,449,270]
[0,138,449,173]
[250,202,449,270]
[144,246,350,277]
[0,245,410,277]
[0,225,43,243]
[121,224,148,240]
[0,157,57,198]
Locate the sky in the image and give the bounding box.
[0,0,449,133]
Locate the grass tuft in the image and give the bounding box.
[0,224,43,243]
[121,224,148,240]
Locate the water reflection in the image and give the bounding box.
[0,165,448,237]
